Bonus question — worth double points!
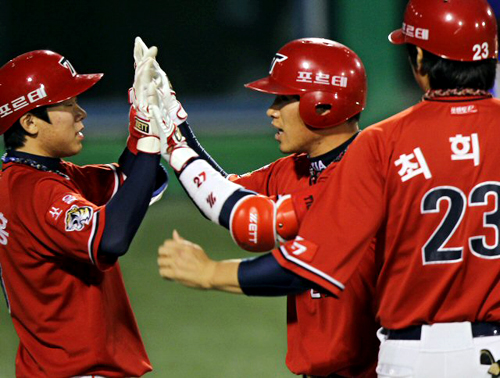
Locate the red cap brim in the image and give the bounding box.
[388,29,405,45]
[244,76,300,95]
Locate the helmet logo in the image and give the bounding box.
[269,53,288,74]
[0,85,47,119]
[58,57,77,77]
[402,23,429,40]
[297,71,348,88]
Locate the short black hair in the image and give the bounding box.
[407,44,497,91]
[3,106,51,151]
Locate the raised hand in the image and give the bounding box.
[134,37,188,126]
[127,58,163,154]
[158,230,216,289]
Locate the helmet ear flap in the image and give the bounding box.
[299,91,341,129]
[300,91,364,129]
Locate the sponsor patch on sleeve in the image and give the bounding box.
[65,205,94,232]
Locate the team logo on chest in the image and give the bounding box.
[65,205,93,232]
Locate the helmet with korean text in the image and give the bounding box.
[389,0,498,61]
[245,38,367,129]
[0,50,103,134]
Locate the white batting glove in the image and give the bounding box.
[153,67,188,127]
[128,59,163,154]
[140,81,181,156]
[134,37,188,126]
[131,38,158,109]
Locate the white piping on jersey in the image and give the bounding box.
[0,262,11,314]
[278,244,345,291]
[105,164,120,199]
[87,211,99,266]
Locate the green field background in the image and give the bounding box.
[0,133,298,377]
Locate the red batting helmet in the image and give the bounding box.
[0,50,103,135]
[245,38,367,129]
[389,0,498,61]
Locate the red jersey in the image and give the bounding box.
[236,153,378,377]
[0,159,152,377]
[273,95,500,330]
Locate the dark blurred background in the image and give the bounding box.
[0,0,421,134]
[1,1,499,377]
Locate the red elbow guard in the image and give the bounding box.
[230,195,276,252]
[275,195,299,242]
[226,174,240,182]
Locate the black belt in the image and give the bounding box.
[384,322,500,340]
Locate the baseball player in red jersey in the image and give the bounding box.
[251,1,500,377]
[0,46,173,377]
[146,38,379,377]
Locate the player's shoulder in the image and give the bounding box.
[275,153,310,174]
[1,163,67,187]
[366,104,420,133]
[61,160,117,174]
[0,164,73,212]
[264,153,307,165]
[236,154,309,185]
[246,153,307,172]
[365,97,500,136]
[357,103,428,147]
[481,96,500,110]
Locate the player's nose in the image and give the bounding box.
[75,104,87,122]
[266,107,279,119]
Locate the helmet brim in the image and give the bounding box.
[47,73,103,105]
[388,29,405,45]
[244,76,300,95]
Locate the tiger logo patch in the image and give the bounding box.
[65,205,93,232]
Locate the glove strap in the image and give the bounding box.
[137,136,161,154]
[169,145,199,173]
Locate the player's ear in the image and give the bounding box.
[19,113,40,136]
[416,47,425,75]
[412,47,431,92]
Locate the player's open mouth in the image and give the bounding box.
[77,131,84,140]
[275,129,283,141]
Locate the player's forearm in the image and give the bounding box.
[203,253,317,296]
[158,235,243,293]
[99,153,160,257]
[238,253,317,296]
[158,237,314,295]
[119,147,168,196]
[208,259,243,294]
[178,122,228,177]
